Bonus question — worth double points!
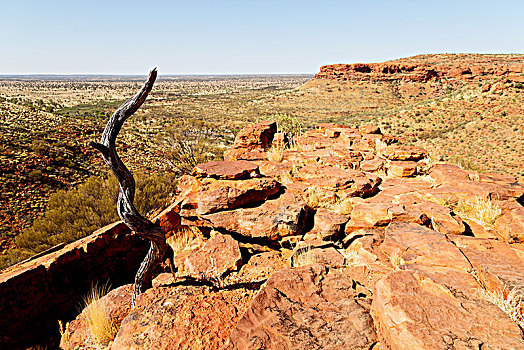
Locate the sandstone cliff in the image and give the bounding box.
[315,54,524,83]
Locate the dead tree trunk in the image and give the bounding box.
[90,68,167,306]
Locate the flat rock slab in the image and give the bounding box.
[360,158,385,172]
[450,235,524,296]
[304,208,349,241]
[112,285,255,350]
[294,164,381,197]
[224,265,377,350]
[194,160,259,180]
[382,145,427,161]
[387,161,417,177]
[236,251,290,282]
[411,201,465,235]
[203,190,309,241]
[372,270,524,350]
[184,233,242,280]
[196,177,281,215]
[381,222,471,271]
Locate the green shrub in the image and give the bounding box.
[0,172,177,270]
[273,113,303,148]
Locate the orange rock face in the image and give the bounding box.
[315,54,524,83]
[112,285,255,350]
[372,270,524,350]
[224,265,377,350]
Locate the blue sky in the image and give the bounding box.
[1,0,523,74]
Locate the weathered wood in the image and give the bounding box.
[90,68,168,306]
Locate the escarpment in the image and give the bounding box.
[1,120,524,349]
[315,53,524,83]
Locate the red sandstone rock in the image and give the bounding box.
[429,163,470,183]
[236,251,289,282]
[202,190,309,241]
[372,270,524,349]
[196,177,281,215]
[387,160,417,177]
[193,160,259,180]
[224,265,377,349]
[112,285,255,350]
[153,202,181,234]
[494,205,524,243]
[360,158,385,172]
[359,125,381,134]
[0,222,149,349]
[412,201,466,235]
[382,145,427,161]
[303,208,349,241]
[183,234,242,280]
[449,235,524,298]
[294,163,381,197]
[233,120,277,150]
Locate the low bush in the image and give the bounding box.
[0,171,177,270]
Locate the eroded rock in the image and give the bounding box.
[224,265,377,350]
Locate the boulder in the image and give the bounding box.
[303,208,349,241]
[359,125,381,134]
[372,270,524,350]
[183,234,242,280]
[112,285,255,350]
[387,161,417,177]
[193,160,259,180]
[382,145,427,161]
[224,265,377,349]
[232,120,277,150]
[0,222,149,349]
[196,177,281,215]
[203,190,309,241]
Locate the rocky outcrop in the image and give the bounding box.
[5,119,523,349]
[315,54,524,83]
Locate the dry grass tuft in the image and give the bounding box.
[340,249,366,267]
[267,145,284,162]
[454,196,501,229]
[58,320,71,349]
[167,226,203,256]
[81,282,118,346]
[293,246,316,267]
[480,287,524,328]
[303,187,354,215]
[303,186,333,209]
[374,138,388,156]
[329,196,354,215]
[388,250,405,270]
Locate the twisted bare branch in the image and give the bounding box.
[90,68,168,306]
